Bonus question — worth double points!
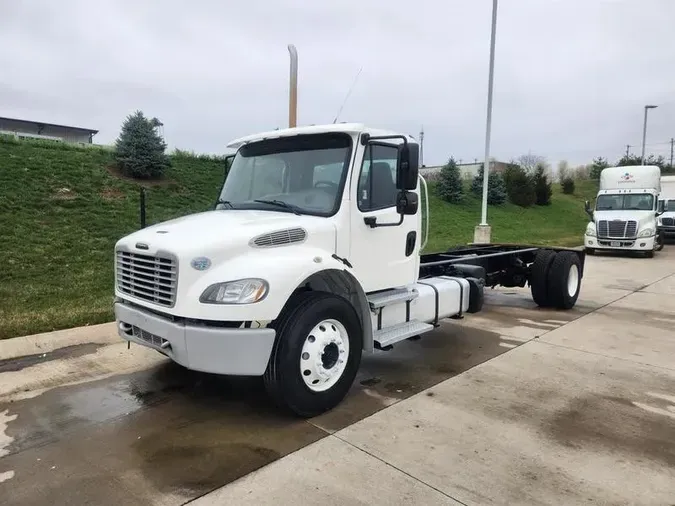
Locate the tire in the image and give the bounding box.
[529,249,557,307]
[264,291,363,418]
[547,251,582,310]
[466,277,485,313]
[655,231,664,252]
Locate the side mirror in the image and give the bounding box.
[584,200,594,219]
[396,190,419,215]
[657,200,666,215]
[396,142,419,190]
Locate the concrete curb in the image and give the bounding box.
[0,321,119,361]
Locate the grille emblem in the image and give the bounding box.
[191,257,211,271]
[135,242,149,250]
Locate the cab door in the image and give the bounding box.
[349,142,420,293]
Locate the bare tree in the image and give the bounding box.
[516,153,547,174]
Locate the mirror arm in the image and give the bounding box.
[360,133,408,147]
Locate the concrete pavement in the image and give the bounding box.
[193,250,675,506]
[1,248,674,505]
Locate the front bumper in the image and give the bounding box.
[584,235,655,251]
[114,301,276,376]
[658,225,675,236]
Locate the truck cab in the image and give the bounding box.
[114,123,584,417]
[584,165,663,257]
[657,175,675,238]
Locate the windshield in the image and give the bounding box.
[216,133,352,216]
[596,193,654,211]
[659,199,675,212]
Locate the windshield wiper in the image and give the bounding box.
[253,199,301,215]
[215,199,234,209]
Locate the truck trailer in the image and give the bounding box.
[113,123,586,417]
[584,165,664,257]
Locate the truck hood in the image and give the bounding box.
[594,210,656,231]
[116,209,337,257]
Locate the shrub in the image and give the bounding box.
[503,164,535,207]
[114,110,170,179]
[533,163,552,206]
[471,163,507,205]
[436,156,464,203]
[561,176,575,194]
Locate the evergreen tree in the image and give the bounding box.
[561,176,575,194]
[503,163,535,207]
[471,163,506,205]
[589,156,609,180]
[533,163,553,206]
[115,110,170,179]
[436,156,464,203]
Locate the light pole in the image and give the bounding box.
[641,104,657,164]
[288,44,298,128]
[474,0,498,244]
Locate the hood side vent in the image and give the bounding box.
[250,227,307,248]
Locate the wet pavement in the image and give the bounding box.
[3,248,674,505]
[0,288,579,506]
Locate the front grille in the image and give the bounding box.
[662,217,674,226]
[116,250,177,307]
[597,220,637,239]
[598,240,635,247]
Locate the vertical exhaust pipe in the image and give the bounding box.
[288,44,298,128]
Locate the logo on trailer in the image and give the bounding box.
[619,172,634,183]
[190,257,211,271]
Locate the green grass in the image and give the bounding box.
[422,179,598,252]
[0,137,228,339]
[0,137,598,339]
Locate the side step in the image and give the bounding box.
[368,287,418,310]
[374,320,434,349]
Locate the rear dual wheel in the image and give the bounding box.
[530,249,582,310]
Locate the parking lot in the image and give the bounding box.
[1,248,674,505]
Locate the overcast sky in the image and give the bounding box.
[1,0,673,167]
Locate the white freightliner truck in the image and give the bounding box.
[584,165,664,257]
[114,123,586,417]
[657,175,675,238]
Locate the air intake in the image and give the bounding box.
[250,227,307,248]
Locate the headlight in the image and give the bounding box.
[585,224,596,237]
[638,228,654,238]
[200,278,269,304]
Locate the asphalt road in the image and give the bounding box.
[1,247,674,505]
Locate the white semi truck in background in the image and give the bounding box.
[584,165,664,257]
[113,123,586,417]
[657,175,675,238]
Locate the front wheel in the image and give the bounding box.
[264,291,363,418]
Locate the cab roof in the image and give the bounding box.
[225,123,416,150]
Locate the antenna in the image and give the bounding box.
[332,67,363,124]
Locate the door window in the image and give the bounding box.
[357,144,398,211]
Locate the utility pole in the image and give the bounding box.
[641,104,657,164]
[626,144,630,157]
[419,126,425,167]
[288,44,298,128]
[670,138,674,168]
[474,0,499,245]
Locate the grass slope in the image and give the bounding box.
[423,179,598,252]
[0,137,228,339]
[0,137,597,339]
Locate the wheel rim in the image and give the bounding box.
[300,318,350,392]
[567,264,579,297]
